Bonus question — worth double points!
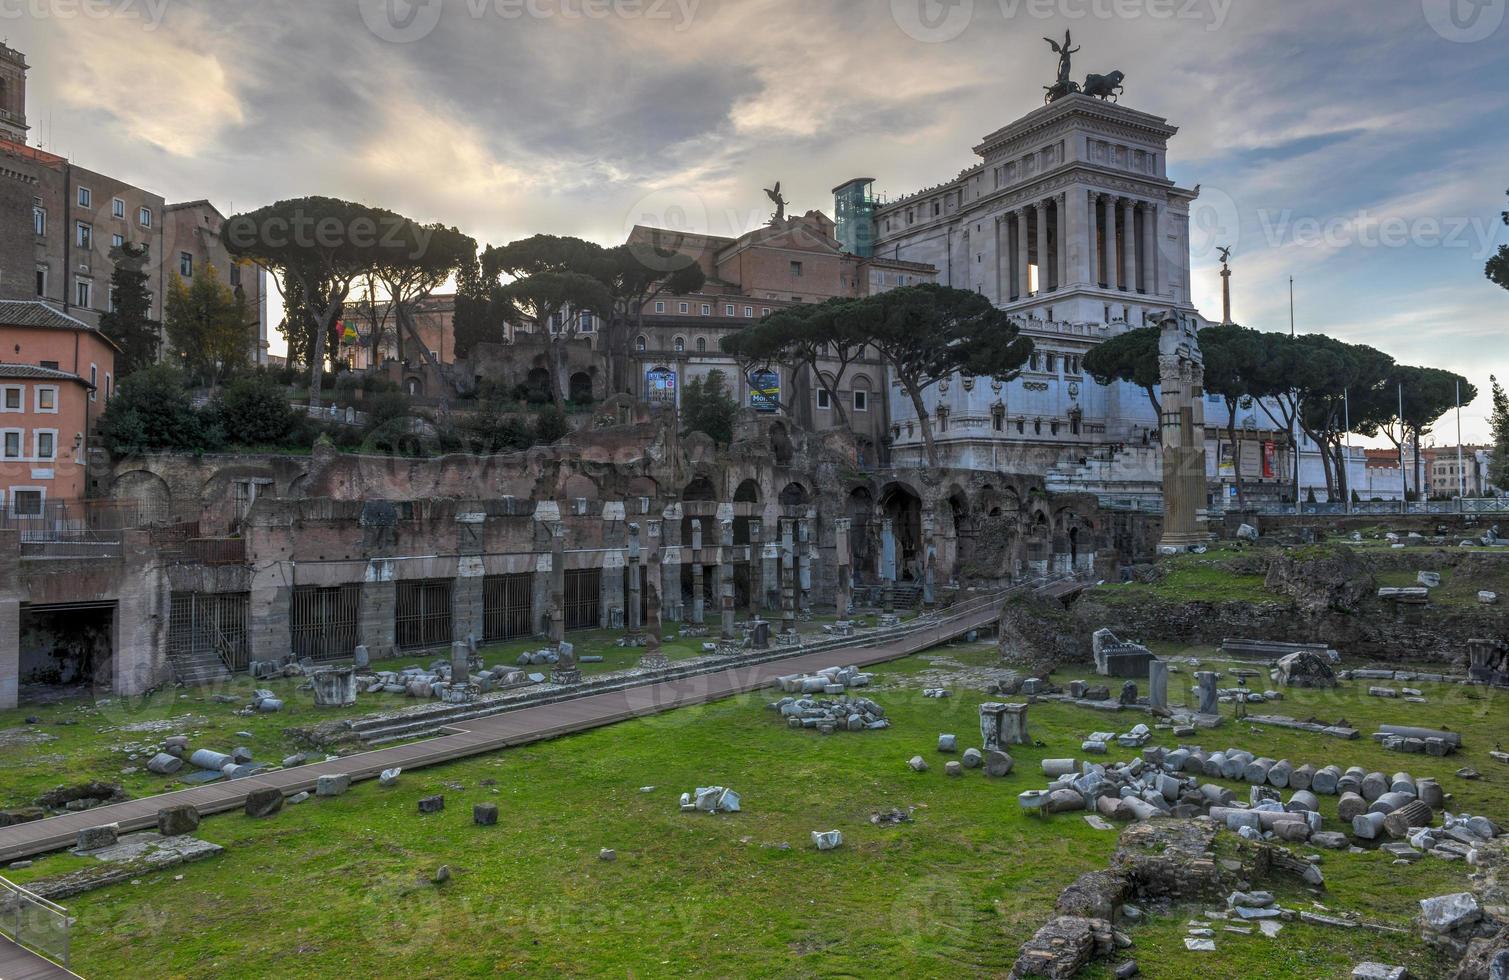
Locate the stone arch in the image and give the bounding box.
[404,375,424,396]
[681,475,717,502]
[563,473,599,502]
[879,481,923,580]
[733,479,761,503]
[625,476,658,501]
[778,481,809,507]
[524,367,552,404]
[848,485,875,575]
[112,470,172,523]
[568,371,594,405]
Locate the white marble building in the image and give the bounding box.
[871,93,1198,469]
[862,92,1302,507]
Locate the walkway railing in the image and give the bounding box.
[0,875,69,970]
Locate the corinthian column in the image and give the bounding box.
[1015,208,1029,301]
[1087,193,1102,287]
[1141,202,1157,295]
[1056,193,1068,291]
[1031,201,1047,296]
[1121,199,1137,293]
[1103,196,1119,290]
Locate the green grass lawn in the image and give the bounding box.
[0,615,901,810]
[11,637,1501,979]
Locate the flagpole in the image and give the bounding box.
[1344,388,1351,515]
[1457,380,1465,502]
[1398,382,1406,514]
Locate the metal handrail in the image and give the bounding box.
[0,874,70,969]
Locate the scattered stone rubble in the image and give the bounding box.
[775,665,874,695]
[680,787,741,814]
[1371,724,1463,757]
[768,694,888,733]
[361,658,530,705]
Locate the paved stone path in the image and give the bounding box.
[0,595,1005,867]
[0,936,78,979]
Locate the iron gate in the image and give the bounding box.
[483,573,533,642]
[290,584,361,661]
[167,592,249,672]
[564,568,601,631]
[396,578,454,650]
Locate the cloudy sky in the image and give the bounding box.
[9,0,1507,439]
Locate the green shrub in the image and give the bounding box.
[215,375,299,447]
[97,365,222,455]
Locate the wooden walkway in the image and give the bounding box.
[0,936,77,979]
[0,596,1004,866]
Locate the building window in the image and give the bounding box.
[1029,351,1040,371]
[678,302,689,314]
[1016,419,1025,434]
[112,197,125,218]
[635,335,646,351]
[111,233,124,248]
[744,306,753,317]
[725,304,735,316]
[180,252,193,277]
[139,207,152,227]
[654,301,665,313]
[817,389,831,410]
[77,187,91,208]
[695,337,706,352]
[761,307,770,317]
[2,430,20,458]
[105,373,112,401]
[75,278,92,309]
[673,336,685,352]
[90,364,98,401]
[33,266,46,297]
[32,206,45,236]
[579,312,594,332]
[790,260,803,277]
[34,430,55,461]
[75,222,91,249]
[0,386,21,413]
[853,390,868,412]
[36,386,58,414]
[11,489,43,517]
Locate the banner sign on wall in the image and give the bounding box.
[748,370,780,412]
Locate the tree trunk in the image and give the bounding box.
[1226,409,1245,511]
[811,361,849,430]
[308,306,336,410]
[904,382,939,467]
[548,336,567,411]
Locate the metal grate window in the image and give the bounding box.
[396,578,453,650]
[168,592,249,672]
[564,568,601,631]
[483,573,533,642]
[291,584,361,661]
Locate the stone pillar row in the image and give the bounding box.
[1090,193,1159,296]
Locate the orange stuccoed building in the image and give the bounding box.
[0,301,117,513]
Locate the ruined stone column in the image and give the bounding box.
[880,518,897,616]
[625,523,643,642]
[833,518,853,620]
[660,503,683,622]
[747,518,764,619]
[639,539,669,669]
[921,511,937,609]
[1148,660,1169,711]
[719,518,736,641]
[780,518,797,636]
[357,558,397,661]
[450,639,470,685]
[980,702,1029,750]
[1195,670,1219,715]
[1156,311,1211,553]
[796,513,813,615]
[761,515,780,614]
[548,523,579,685]
[600,501,626,630]
[689,519,705,625]
[452,509,486,645]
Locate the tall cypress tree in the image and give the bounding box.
[99,243,161,376]
[1489,375,1509,493]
